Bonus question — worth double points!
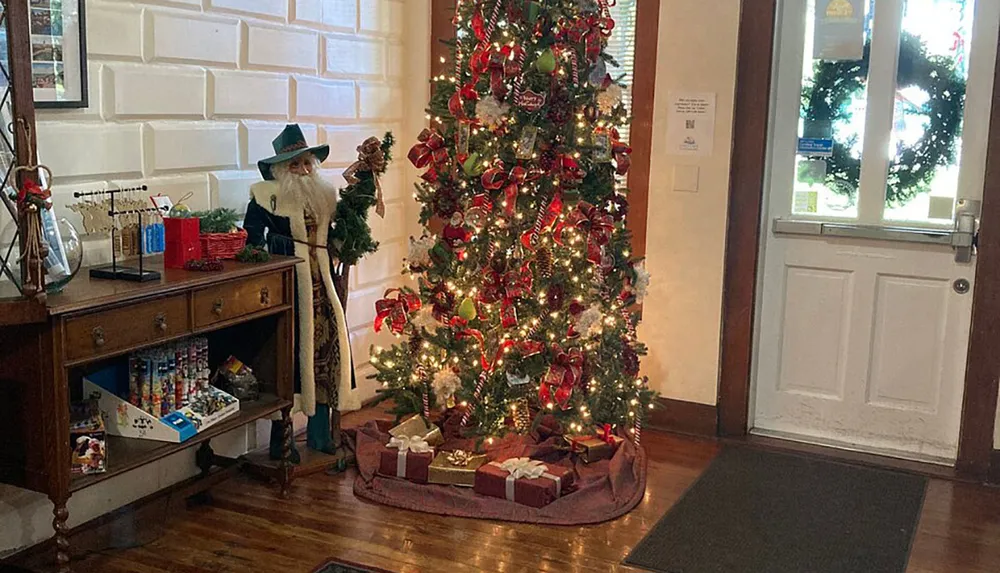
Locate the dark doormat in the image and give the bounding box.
[311,558,395,573]
[625,447,928,573]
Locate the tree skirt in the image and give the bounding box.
[351,418,647,525]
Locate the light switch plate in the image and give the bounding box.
[673,165,700,192]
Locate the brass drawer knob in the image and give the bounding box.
[260,286,270,306]
[154,312,168,332]
[213,298,225,316]
[92,326,106,348]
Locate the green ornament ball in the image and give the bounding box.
[535,49,557,74]
[458,297,478,321]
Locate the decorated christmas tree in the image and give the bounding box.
[370,0,654,442]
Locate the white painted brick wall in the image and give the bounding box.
[107,64,206,118]
[13,0,428,555]
[294,0,356,31]
[295,76,356,120]
[245,23,319,71]
[147,12,241,65]
[211,70,290,118]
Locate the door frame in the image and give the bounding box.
[717,0,1000,480]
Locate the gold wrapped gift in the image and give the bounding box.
[389,414,444,447]
[565,433,624,463]
[427,450,488,487]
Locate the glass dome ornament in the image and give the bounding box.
[0,214,83,294]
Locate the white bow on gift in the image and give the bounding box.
[492,458,563,502]
[387,435,434,453]
[499,457,548,480]
[387,435,433,478]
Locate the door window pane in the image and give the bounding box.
[792,0,875,218]
[883,0,974,223]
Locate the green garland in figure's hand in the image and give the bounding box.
[329,132,395,266]
[801,32,965,206]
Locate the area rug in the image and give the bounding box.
[351,417,646,525]
[311,557,393,573]
[625,447,928,573]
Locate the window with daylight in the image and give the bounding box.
[771,0,989,226]
[605,0,637,142]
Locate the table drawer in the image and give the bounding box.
[193,272,286,328]
[65,295,190,362]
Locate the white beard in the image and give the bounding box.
[272,162,338,219]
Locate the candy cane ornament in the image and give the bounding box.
[460,371,489,428]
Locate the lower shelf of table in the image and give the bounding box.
[70,394,291,492]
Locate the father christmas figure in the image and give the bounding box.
[244,124,360,461]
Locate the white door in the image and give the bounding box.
[752,0,999,464]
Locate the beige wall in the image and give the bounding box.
[637,0,741,406]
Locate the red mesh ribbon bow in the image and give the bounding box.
[539,345,584,410]
[566,15,614,62]
[520,191,564,250]
[554,201,615,264]
[479,263,533,328]
[408,129,449,182]
[374,288,422,335]
[481,163,541,217]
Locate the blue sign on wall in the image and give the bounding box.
[797,138,834,156]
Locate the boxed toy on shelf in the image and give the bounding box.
[69,400,106,475]
[83,337,240,443]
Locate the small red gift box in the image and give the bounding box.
[164,217,201,269]
[474,458,574,508]
[376,436,435,484]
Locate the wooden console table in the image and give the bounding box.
[0,256,299,572]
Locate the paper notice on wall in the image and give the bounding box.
[666,92,716,157]
[814,0,865,61]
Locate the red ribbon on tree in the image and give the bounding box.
[539,345,584,410]
[408,129,449,182]
[520,191,564,250]
[565,15,615,62]
[556,154,585,187]
[554,201,614,264]
[449,83,479,120]
[373,288,422,335]
[456,328,490,371]
[610,128,632,176]
[481,163,541,217]
[479,263,533,328]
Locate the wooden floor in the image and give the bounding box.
[13,406,1000,573]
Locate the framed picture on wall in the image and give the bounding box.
[27,0,88,108]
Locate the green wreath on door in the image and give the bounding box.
[799,32,966,206]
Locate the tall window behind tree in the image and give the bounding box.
[607,0,638,142]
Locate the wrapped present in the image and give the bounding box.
[70,400,106,476]
[428,450,488,487]
[566,425,625,463]
[474,457,573,508]
[377,435,435,484]
[389,414,444,447]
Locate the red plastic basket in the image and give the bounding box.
[199,228,247,260]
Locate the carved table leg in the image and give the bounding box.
[279,405,293,498]
[195,440,215,477]
[51,498,70,573]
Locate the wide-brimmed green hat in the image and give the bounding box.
[257,124,330,181]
